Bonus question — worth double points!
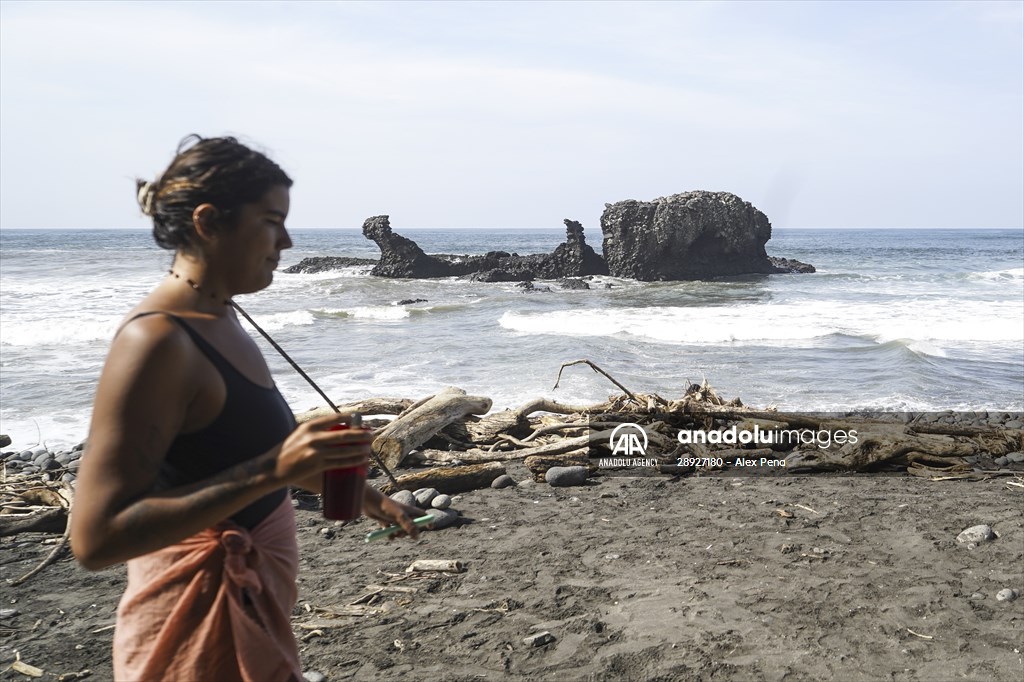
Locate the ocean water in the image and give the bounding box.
[1,227,1022,451]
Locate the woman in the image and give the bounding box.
[70,135,421,681]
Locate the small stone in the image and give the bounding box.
[431,494,451,510]
[1005,420,1023,429]
[67,460,81,470]
[1006,452,1024,464]
[545,466,588,487]
[0,435,11,448]
[390,490,416,507]
[0,609,19,618]
[17,450,34,462]
[31,446,48,457]
[491,474,515,489]
[73,440,86,452]
[291,497,300,508]
[424,507,459,530]
[996,589,1018,603]
[55,453,72,465]
[957,525,996,546]
[413,488,439,508]
[604,553,620,560]
[517,479,535,488]
[995,456,1010,467]
[599,492,618,499]
[523,631,556,647]
[970,592,986,600]
[319,527,334,538]
[302,672,327,682]
[60,473,76,484]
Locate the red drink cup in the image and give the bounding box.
[322,416,371,520]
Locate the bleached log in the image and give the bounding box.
[294,398,414,424]
[379,461,506,495]
[373,387,492,469]
[525,450,594,481]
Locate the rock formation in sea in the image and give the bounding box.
[282,256,377,274]
[356,215,607,281]
[284,193,813,281]
[600,191,813,280]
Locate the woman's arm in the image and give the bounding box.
[70,316,368,570]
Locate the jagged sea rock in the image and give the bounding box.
[282,256,377,274]
[601,191,812,280]
[364,215,457,278]
[362,216,608,281]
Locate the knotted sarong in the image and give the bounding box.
[113,496,302,681]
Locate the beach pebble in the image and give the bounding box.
[490,474,515,489]
[302,672,327,682]
[60,473,76,484]
[0,609,19,619]
[996,589,1018,603]
[413,488,439,508]
[390,490,416,507]
[517,479,535,488]
[523,631,556,647]
[545,466,588,487]
[431,494,452,510]
[55,453,72,465]
[319,527,334,538]
[957,525,996,547]
[970,592,986,600]
[17,450,34,462]
[995,456,1010,466]
[67,460,81,471]
[0,435,10,448]
[424,507,459,530]
[33,454,53,469]
[1006,452,1024,463]
[1005,420,1023,429]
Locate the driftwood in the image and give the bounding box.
[553,360,639,403]
[0,507,66,536]
[372,387,492,470]
[379,461,506,495]
[525,451,595,481]
[294,397,414,424]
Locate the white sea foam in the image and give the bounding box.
[347,306,411,320]
[969,267,1024,283]
[238,310,316,332]
[498,299,1024,349]
[0,314,120,346]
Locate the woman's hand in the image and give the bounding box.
[363,485,422,540]
[271,414,372,487]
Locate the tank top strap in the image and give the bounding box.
[116,311,233,377]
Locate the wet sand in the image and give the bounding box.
[2,466,1022,681]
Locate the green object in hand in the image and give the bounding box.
[364,515,436,543]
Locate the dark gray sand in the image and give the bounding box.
[3,469,1023,681]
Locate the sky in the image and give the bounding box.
[1,0,1022,230]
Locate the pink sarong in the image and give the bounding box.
[113,496,302,682]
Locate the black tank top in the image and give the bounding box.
[124,312,294,529]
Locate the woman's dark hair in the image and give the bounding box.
[136,135,292,250]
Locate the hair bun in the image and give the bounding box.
[137,181,157,216]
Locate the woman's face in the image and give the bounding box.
[211,184,293,295]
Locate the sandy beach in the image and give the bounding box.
[3,462,1022,681]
